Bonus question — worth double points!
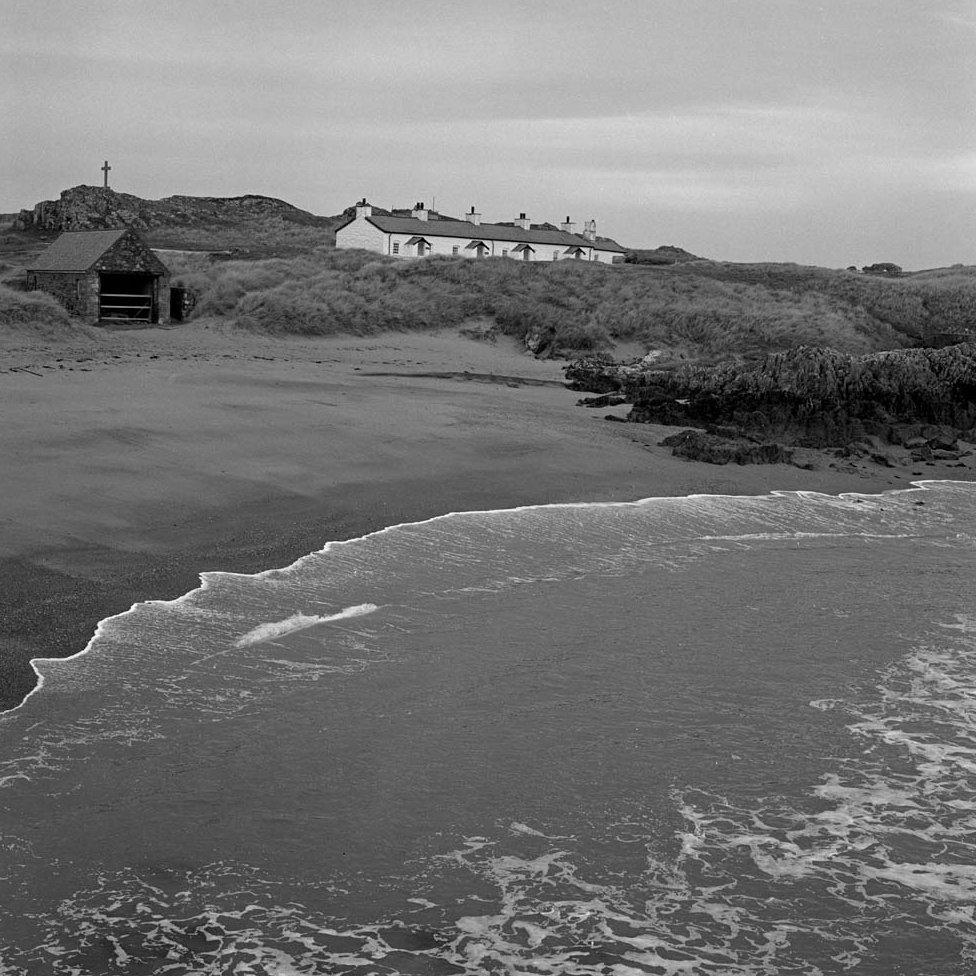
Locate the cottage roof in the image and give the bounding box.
[338,211,626,251]
[28,230,130,271]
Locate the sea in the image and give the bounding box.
[1,480,974,975]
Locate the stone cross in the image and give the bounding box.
[101,160,111,188]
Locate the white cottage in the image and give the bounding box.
[334,201,626,263]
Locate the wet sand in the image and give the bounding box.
[1,324,968,712]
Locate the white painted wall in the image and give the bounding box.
[336,214,624,263]
[334,215,388,252]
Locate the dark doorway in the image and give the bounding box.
[99,273,155,322]
[169,287,186,322]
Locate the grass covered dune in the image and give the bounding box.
[168,248,976,360]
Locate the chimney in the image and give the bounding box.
[411,201,428,221]
[583,218,596,242]
[355,198,372,218]
[515,212,530,230]
[560,215,576,236]
[465,205,481,226]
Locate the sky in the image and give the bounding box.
[2,0,974,268]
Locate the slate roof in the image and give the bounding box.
[336,210,626,252]
[28,230,130,271]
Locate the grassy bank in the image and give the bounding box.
[0,284,91,339]
[169,248,976,359]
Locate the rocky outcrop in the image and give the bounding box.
[564,352,667,393]
[660,430,794,466]
[13,186,333,234]
[625,344,976,447]
[569,343,976,467]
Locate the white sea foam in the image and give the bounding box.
[4,479,970,718]
[233,604,379,648]
[6,617,976,974]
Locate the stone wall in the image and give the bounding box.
[30,272,98,319]
[28,270,172,324]
[94,231,170,275]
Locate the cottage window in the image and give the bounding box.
[553,251,559,261]
[76,280,82,299]
[26,274,35,291]
[452,245,459,256]
[392,242,400,254]
[502,249,508,258]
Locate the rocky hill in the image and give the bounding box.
[10,185,339,255]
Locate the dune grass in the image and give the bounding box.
[665,261,976,344]
[167,248,976,358]
[0,284,83,337]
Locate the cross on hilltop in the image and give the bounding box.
[101,160,111,188]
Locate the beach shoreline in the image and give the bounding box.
[2,324,971,713]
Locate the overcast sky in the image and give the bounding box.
[3,0,974,267]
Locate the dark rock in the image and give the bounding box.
[524,327,555,357]
[920,425,959,451]
[577,393,627,408]
[459,324,497,343]
[911,444,934,462]
[660,429,793,466]
[564,358,622,392]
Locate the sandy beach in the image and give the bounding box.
[1,323,969,712]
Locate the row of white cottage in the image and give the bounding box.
[334,201,626,263]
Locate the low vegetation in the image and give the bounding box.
[0,284,83,337]
[169,248,976,358]
[664,261,976,345]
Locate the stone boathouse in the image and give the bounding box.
[26,229,171,325]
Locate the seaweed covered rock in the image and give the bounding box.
[564,354,668,394]
[627,344,976,449]
[564,358,630,393]
[577,393,628,408]
[660,430,794,466]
